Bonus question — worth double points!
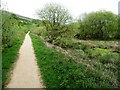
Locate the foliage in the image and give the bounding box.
[2,11,17,48]
[76,11,119,40]
[30,24,47,37]
[67,42,119,87]
[2,10,30,50]
[31,34,117,88]
[37,3,72,43]
[37,3,72,29]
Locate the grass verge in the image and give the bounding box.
[2,35,25,88]
[31,34,116,88]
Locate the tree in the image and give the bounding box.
[37,3,72,42]
[76,11,118,40]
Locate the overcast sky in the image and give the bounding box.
[2,0,120,19]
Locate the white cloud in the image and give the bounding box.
[2,0,120,19]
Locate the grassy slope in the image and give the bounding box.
[60,38,119,87]
[2,35,25,88]
[70,46,119,86]
[31,34,116,88]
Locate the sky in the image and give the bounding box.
[1,0,120,19]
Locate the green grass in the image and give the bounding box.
[75,39,118,51]
[2,35,25,88]
[69,44,119,87]
[31,34,117,88]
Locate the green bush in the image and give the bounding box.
[2,10,29,50]
[76,11,119,40]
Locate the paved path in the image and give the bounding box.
[7,32,44,88]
